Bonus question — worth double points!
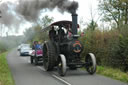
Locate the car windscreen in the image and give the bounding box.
[22,47,31,50]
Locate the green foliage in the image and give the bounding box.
[115,25,128,72]
[23,27,35,42]
[24,15,54,44]
[0,42,8,53]
[87,20,98,31]
[40,15,54,28]
[98,0,128,28]
[96,0,128,72]
[0,52,15,85]
[0,36,23,53]
[97,66,128,83]
[80,25,128,72]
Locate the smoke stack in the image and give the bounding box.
[72,11,78,35]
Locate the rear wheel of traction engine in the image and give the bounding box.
[85,53,96,75]
[30,56,33,64]
[43,41,56,71]
[57,54,67,76]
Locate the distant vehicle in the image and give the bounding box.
[17,44,30,51]
[20,45,32,56]
[30,48,43,65]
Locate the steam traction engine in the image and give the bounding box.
[42,13,96,76]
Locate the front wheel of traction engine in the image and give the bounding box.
[43,41,56,71]
[85,53,96,75]
[57,54,67,76]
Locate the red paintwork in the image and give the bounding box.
[31,50,43,56]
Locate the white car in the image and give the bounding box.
[29,50,33,56]
[17,44,30,51]
[20,46,32,56]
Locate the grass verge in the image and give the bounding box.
[96,66,128,83]
[0,52,15,85]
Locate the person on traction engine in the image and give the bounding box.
[49,26,56,41]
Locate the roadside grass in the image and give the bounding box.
[0,52,15,85]
[96,66,128,83]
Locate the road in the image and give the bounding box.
[6,49,127,85]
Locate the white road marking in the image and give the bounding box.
[37,66,72,85]
[20,56,72,85]
[52,74,72,85]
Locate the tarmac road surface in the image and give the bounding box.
[6,49,127,85]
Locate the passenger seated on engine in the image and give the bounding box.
[58,26,65,42]
[35,41,42,50]
[66,24,73,40]
[32,41,38,50]
[67,25,72,37]
[49,26,56,41]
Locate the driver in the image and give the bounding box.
[49,26,56,41]
[32,41,38,50]
[58,26,65,42]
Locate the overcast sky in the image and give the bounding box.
[39,0,99,25]
[0,0,99,36]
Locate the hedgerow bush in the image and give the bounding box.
[80,26,128,72]
[0,42,8,53]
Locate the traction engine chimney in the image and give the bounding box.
[72,11,78,35]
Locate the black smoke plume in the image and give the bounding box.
[0,0,78,31]
[16,0,79,21]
